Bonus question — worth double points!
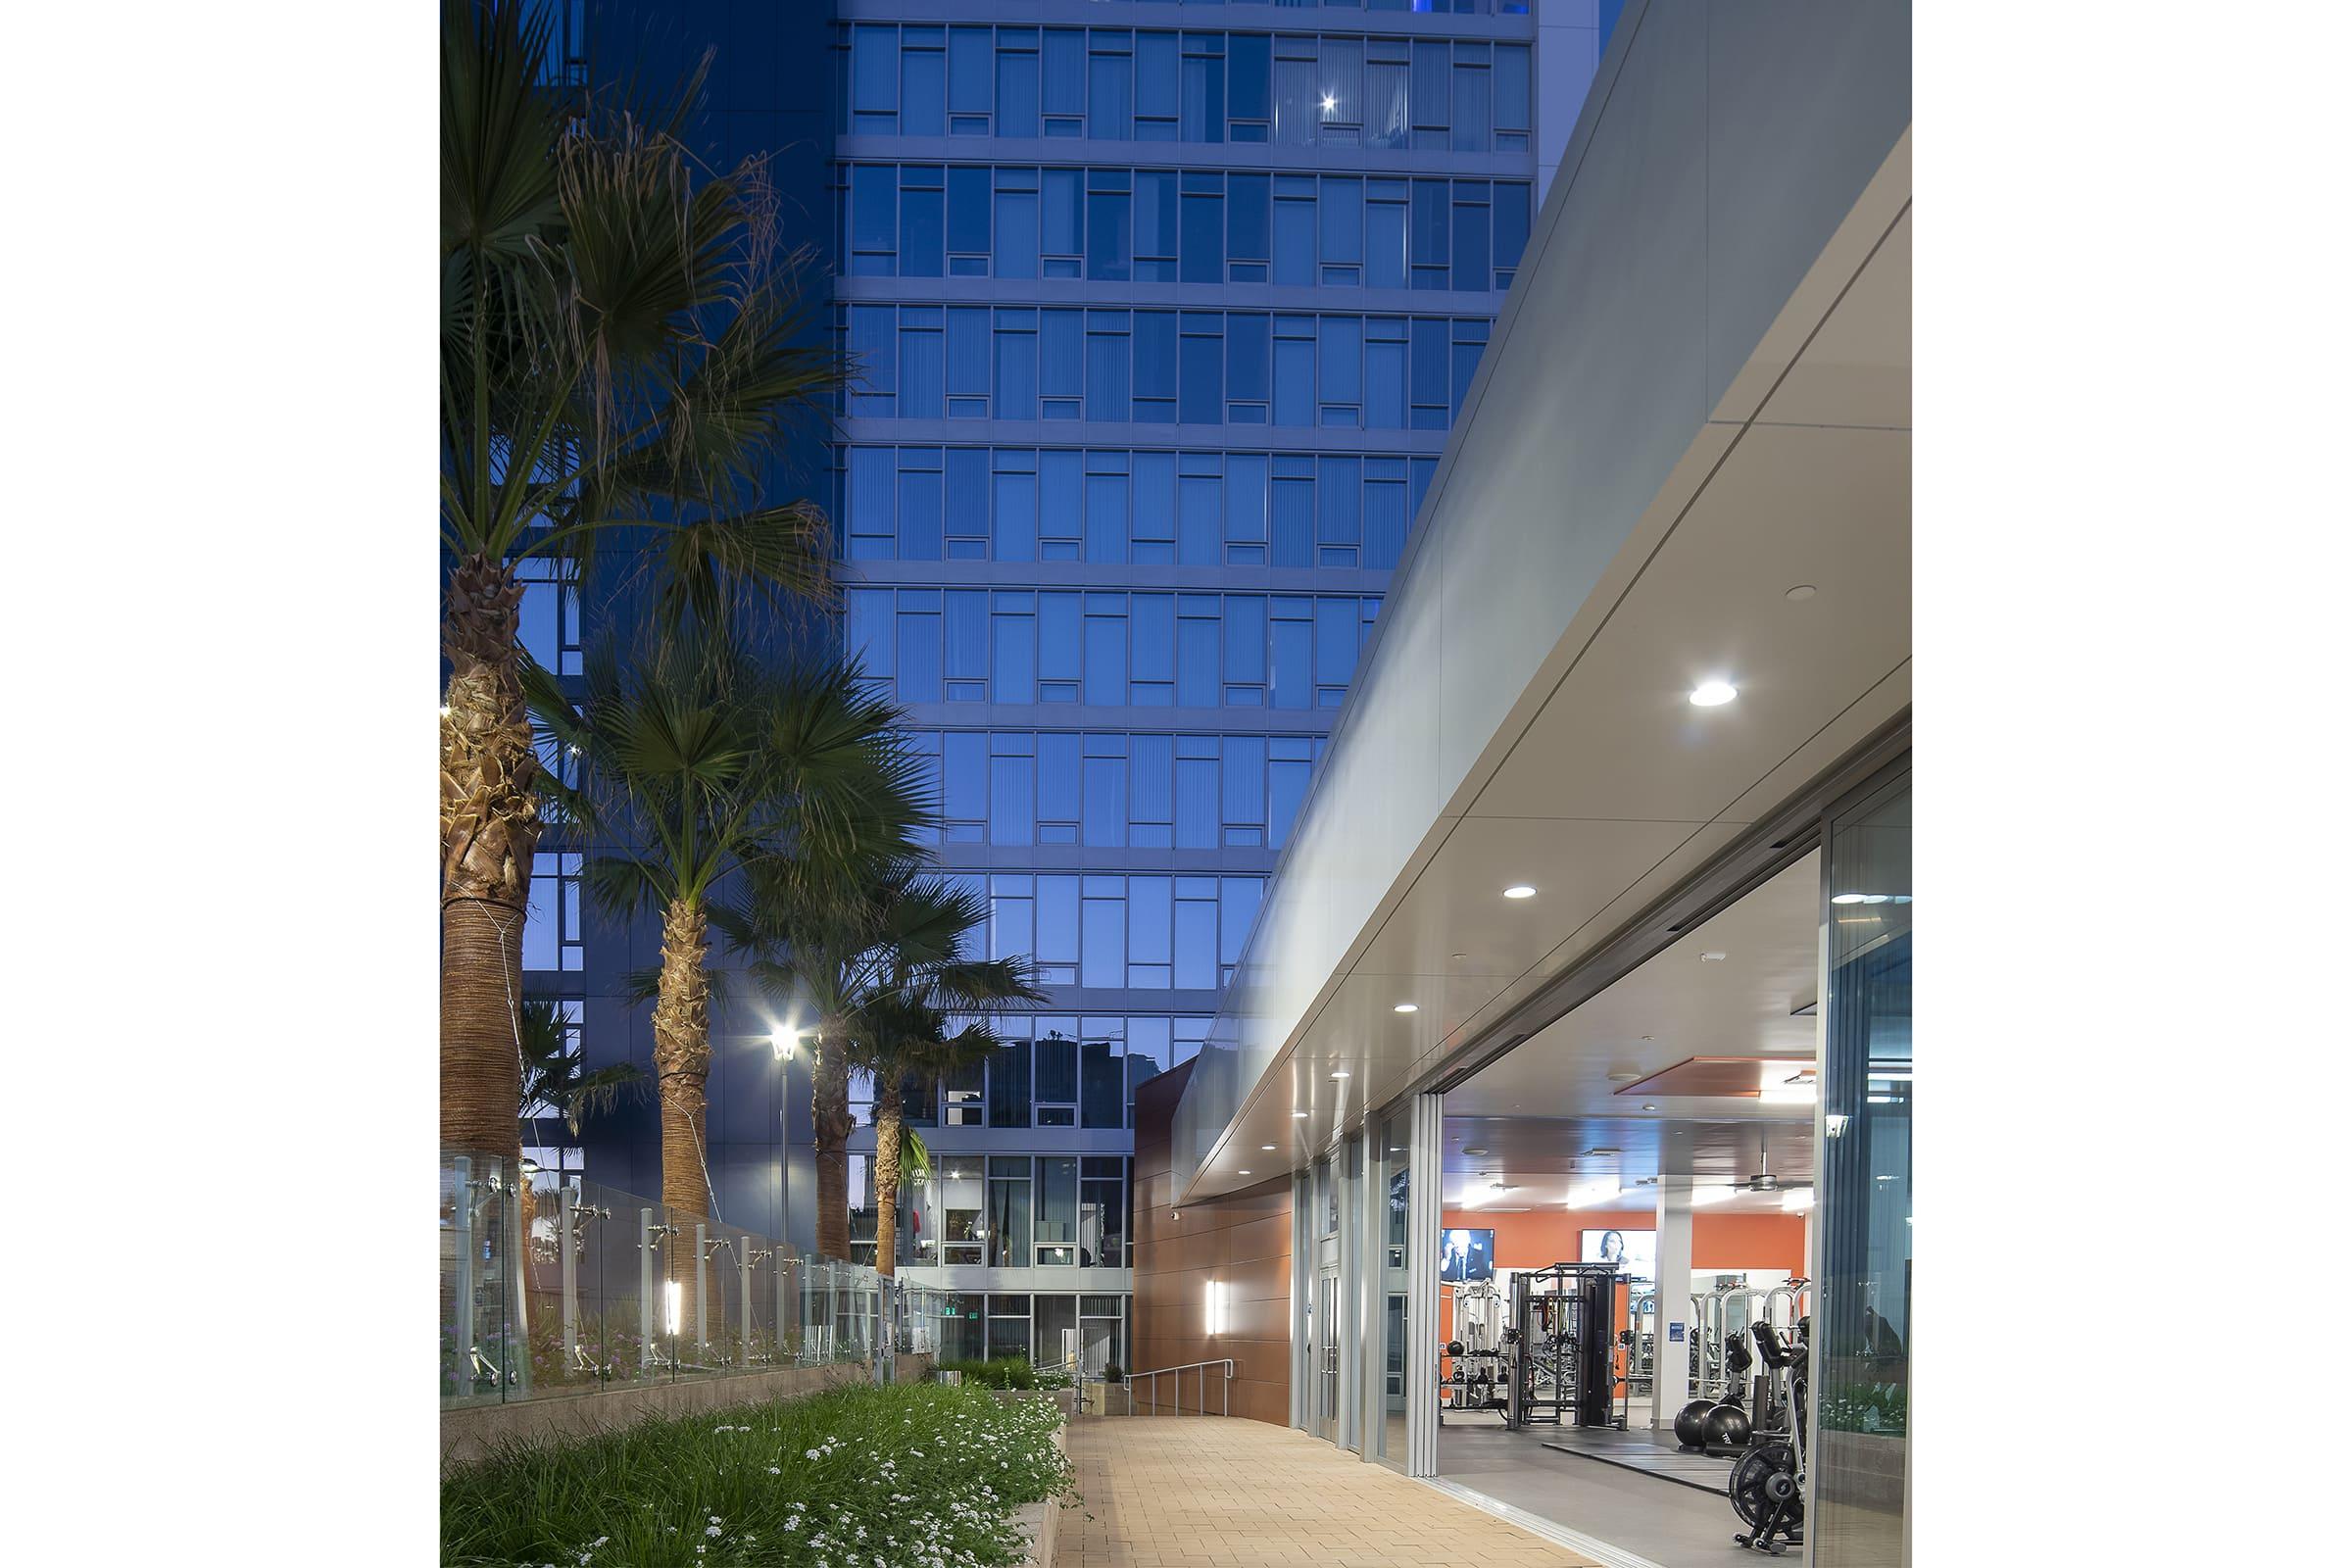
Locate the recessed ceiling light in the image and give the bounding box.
[1292,1110,1310,1119]
[1330,1068,1350,1079]
[1699,952,1728,963]
[1261,1145,1277,1152]
[1690,680,1738,708]
[1502,884,1537,900]
[1238,1169,1251,1176]
[1831,892,1869,905]
[1642,1103,1658,1111]
[1607,1070,1642,1083]
[1786,584,1817,602]
[1393,1002,1418,1013]
[1449,952,1468,961]
[1463,1146,1490,1156]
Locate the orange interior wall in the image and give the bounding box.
[1436,1208,1806,1343]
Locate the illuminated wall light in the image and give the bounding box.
[1204,1279,1229,1335]
[663,1279,683,1337]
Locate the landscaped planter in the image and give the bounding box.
[442,1379,1075,1566]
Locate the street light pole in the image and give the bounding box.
[769,1029,801,1248]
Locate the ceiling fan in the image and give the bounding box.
[1732,1131,1812,1194]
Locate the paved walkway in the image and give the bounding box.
[1063,1415,1598,1567]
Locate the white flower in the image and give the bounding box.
[707,1525,723,1538]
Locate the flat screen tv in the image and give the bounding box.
[1440,1227,1494,1282]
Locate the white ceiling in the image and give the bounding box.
[1437,854,1823,1206]
[1182,176,1911,1201]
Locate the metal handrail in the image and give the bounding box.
[1124,1357,1236,1416]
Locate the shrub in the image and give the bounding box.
[932,1356,1070,1392]
[442,1381,1074,1566]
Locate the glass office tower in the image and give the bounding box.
[544,1,1617,1368]
[828,1,1606,1372]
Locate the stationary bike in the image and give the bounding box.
[1727,1317,1808,1555]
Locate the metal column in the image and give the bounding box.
[1404,1092,1443,1478]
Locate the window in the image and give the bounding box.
[523,852,582,971]
[986,1157,1031,1268]
[1036,1156,1079,1265]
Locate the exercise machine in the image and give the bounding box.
[1438,1278,1509,1421]
[1504,1261,1628,1431]
[1728,1317,1810,1555]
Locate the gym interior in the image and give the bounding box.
[1405,816,1911,1566]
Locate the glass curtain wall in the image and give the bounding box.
[1365,1107,1411,1469]
[1816,768,1913,1564]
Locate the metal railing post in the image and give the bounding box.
[740,1245,755,1367]
[639,1207,658,1371]
[561,1186,579,1370]
[449,1156,474,1398]
[695,1223,710,1355]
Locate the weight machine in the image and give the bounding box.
[1728,1316,1810,1555]
[1437,1278,1509,1422]
[1504,1261,1629,1431]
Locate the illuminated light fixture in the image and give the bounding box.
[1320,93,1338,113]
[1330,1068,1350,1079]
[1292,1110,1310,1119]
[1642,1102,1658,1111]
[1204,1279,1229,1335]
[1824,1112,1850,1139]
[1238,1169,1251,1177]
[1690,1185,1735,1207]
[1567,1180,1623,1208]
[1781,1188,1815,1214]
[663,1280,683,1337]
[565,744,580,757]
[1831,893,1870,906]
[1394,1002,1419,1013]
[770,1027,805,1062]
[1690,680,1739,708]
[1502,884,1538,900]
[1261,1144,1277,1152]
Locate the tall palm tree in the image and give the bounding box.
[729,860,1035,1261]
[531,634,910,1250]
[858,980,1039,1279]
[440,0,838,1171]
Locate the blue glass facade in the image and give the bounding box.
[547,0,1612,1358]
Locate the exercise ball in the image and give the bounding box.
[1673,1398,1717,1448]
[1701,1402,1753,1448]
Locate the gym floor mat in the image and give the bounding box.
[1539,1429,1740,1496]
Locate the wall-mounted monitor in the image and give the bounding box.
[1441,1227,1495,1282]
[1581,1227,1657,1276]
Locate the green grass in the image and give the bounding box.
[930,1357,1069,1392]
[442,1381,1074,1567]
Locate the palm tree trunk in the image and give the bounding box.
[653,896,712,1343]
[441,553,540,1171]
[871,1084,903,1279]
[811,1018,853,1261]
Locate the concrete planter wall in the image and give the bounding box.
[440,1353,934,1468]
[1009,1421,1070,1568]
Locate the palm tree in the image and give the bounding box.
[730,860,1036,1261]
[858,980,1039,1279]
[531,633,910,1249]
[440,1,838,1172]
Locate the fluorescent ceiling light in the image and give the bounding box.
[1690,680,1738,708]
[1502,884,1538,900]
